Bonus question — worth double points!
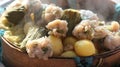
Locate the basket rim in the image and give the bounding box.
[2,37,120,59]
[2,37,22,52]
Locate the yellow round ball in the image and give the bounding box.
[74,40,96,56]
[48,35,63,56]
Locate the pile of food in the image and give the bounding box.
[0,0,120,60]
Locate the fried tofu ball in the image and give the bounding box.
[46,19,68,37]
[72,20,96,40]
[111,21,120,32]
[94,26,110,39]
[44,4,63,22]
[26,37,53,60]
[104,33,120,50]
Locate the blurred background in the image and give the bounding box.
[0,0,119,21]
[0,0,119,9]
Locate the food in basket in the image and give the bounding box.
[20,26,48,51]
[63,36,77,51]
[104,32,120,50]
[43,4,63,23]
[61,9,81,35]
[5,6,26,25]
[74,40,96,56]
[3,24,25,46]
[61,51,77,58]
[48,35,63,56]
[79,10,99,20]
[0,0,120,60]
[46,19,68,37]
[23,21,34,34]
[72,20,95,40]
[111,21,120,32]
[26,36,53,60]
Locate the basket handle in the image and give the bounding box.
[94,48,120,67]
[94,46,120,59]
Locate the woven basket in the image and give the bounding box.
[1,37,120,67]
